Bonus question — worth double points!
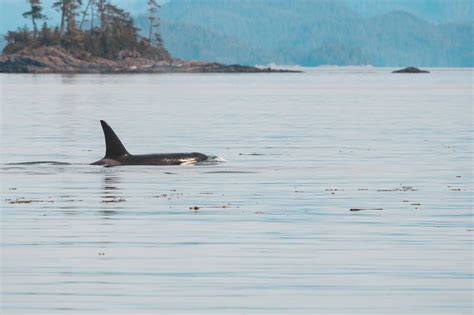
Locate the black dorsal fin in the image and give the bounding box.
[100,120,129,158]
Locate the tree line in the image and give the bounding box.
[3,0,169,60]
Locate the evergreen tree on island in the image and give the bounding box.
[147,0,162,47]
[23,0,47,37]
[52,0,81,35]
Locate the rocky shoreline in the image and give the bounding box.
[0,46,298,74]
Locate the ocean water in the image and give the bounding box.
[0,68,472,314]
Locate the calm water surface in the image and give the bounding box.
[1,68,473,314]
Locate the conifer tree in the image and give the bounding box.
[148,0,161,46]
[79,0,95,30]
[96,0,108,33]
[52,0,82,35]
[23,0,47,37]
[52,0,66,35]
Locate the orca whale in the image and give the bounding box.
[91,120,209,166]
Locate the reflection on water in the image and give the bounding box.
[102,172,121,195]
[1,69,473,314]
[100,173,123,216]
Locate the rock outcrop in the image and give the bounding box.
[392,66,430,73]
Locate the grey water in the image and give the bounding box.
[1,68,472,314]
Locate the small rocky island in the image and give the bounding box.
[0,46,290,73]
[0,0,294,74]
[392,66,430,73]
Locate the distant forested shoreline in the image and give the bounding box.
[1,0,472,67]
[144,0,472,67]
